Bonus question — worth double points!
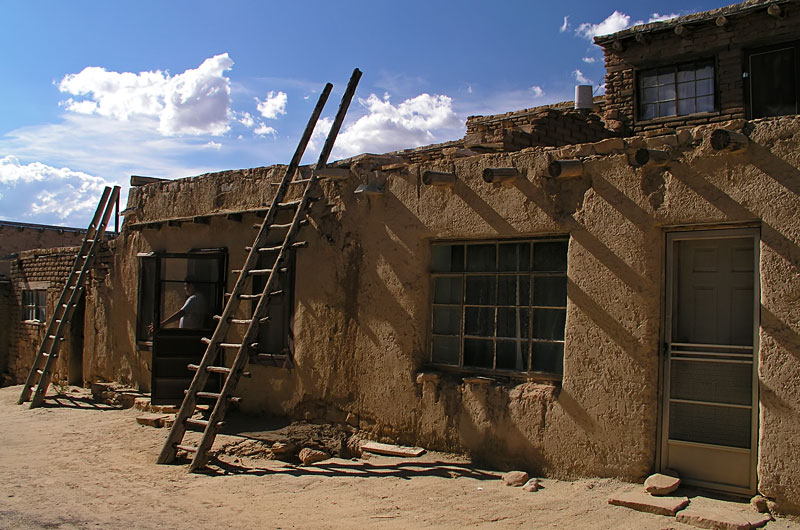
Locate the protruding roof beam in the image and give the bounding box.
[548,160,583,179]
[482,168,520,184]
[634,148,670,167]
[710,129,750,152]
[422,171,457,187]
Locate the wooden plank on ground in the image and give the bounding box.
[361,441,426,457]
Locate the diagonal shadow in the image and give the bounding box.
[669,162,800,273]
[514,178,652,295]
[760,305,800,361]
[747,143,800,196]
[452,181,518,235]
[590,174,654,232]
[40,395,123,410]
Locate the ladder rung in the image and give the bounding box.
[269,290,285,297]
[36,369,44,375]
[270,178,312,186]
[235,293,261,300]
[278,200,302,209]
[212,315,253,325]
[189,391,243,403]
[188,364,231,375]
[175,444,198,453]
[184,418,211,428]
[199,338,243,349]
[246,241,309,253]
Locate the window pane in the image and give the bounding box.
[498,275,530,306]
[497,341,529,371]
[657,68,674,85]
[532,342,564,374]
[464,339,493,368]
[433,306,461,335]
[533,242,568,272]
[465,276,496,305]
[642,87,658,104]
[465,307,495,337]
[432,245,464,272]
[37,290,47,306]
[533,309,566,340]
[696,78,714,97]
[749,47,797,118]
[677,65,696,82]
[533,276,567,307]
[658,84,676,101]
[696,96,714,113]
[498,242,530,272]
[677,82,695,99]
[660,100,676,116]
[433,277,462,304]
[677,98,696,116]
[497,308,530,338]
[696,63,714,79]
[432,336,460,365]
[467,244,495,272]
[640,103,657,120]
[641,71,658,88]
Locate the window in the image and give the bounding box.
[746,41,799,119]
[429,239,568,376]
[136,249,227,344]
[252,250,295,361]
[638,60,715,120]
[22,289,47,322]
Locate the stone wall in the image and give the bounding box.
[0,222,88,279]
[599,0,800,135]
[0,279,10,384]
[6,246,85,385]
[97,113,800,512]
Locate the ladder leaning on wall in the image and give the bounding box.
[157,68,362,472]
[18,185,121,408]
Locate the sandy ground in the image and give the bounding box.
[1,385,798,530]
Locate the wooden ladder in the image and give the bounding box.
[157,69,361,471]
[18,185,121,408]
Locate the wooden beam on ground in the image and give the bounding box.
[361,441,426,457]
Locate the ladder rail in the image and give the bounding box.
[157,82,334,465]
[186,68,363,471]
[18,186,116,405]
[27,186,121,408]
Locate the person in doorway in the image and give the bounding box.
[150,277,208,331]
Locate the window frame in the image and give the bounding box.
[744,40,800,119]
[636,58,717,122]
[428,237,568,381]
[21,288,47,323]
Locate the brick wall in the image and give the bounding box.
[464,98,611,149]
[600,1,800,135]
[6,246,83,385]
[0,279,10,385]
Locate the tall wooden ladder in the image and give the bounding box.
[18,185,121,408]
[157,68,361,471]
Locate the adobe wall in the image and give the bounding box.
[6,247,85,385]
[600,1,800,135]
[0,278,10,383]
[0,223,87,279]
[98,116,800,512]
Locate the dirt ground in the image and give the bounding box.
[1,385,798,530]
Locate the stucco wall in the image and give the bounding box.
[94,116,800,512]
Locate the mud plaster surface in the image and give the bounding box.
[2,386,799,530]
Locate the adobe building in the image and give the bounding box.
[4,0,800,514]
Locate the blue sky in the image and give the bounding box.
[0,0,728,227]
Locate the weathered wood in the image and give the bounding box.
[548,160,583,178]
[482,167,519,184]
[313,167,350,180]
[768,4,783,18]
[361,442,426,457]
[130,175,167,186]
[710,129,749,152]
[634,148,670,167]
[422,171,457,187]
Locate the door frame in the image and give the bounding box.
[660,227,760,495]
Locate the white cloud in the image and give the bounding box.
[254,123,277,136]
[0,155,115,222]
[573,69,593,85]
[582,57,596,64]
[560,16,570,33]
[312,93,463,158]
[58,53,234,136]
[575,11,683,41]
[530,85,545,98]
[203,141,222,150]
[238,112,255,128]
[256,91,287,119]
[576,11,631,39]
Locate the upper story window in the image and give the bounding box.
[22,289,47,322]
[746,41,799,119]
[429,238,568,378]
[638,60,715,120]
